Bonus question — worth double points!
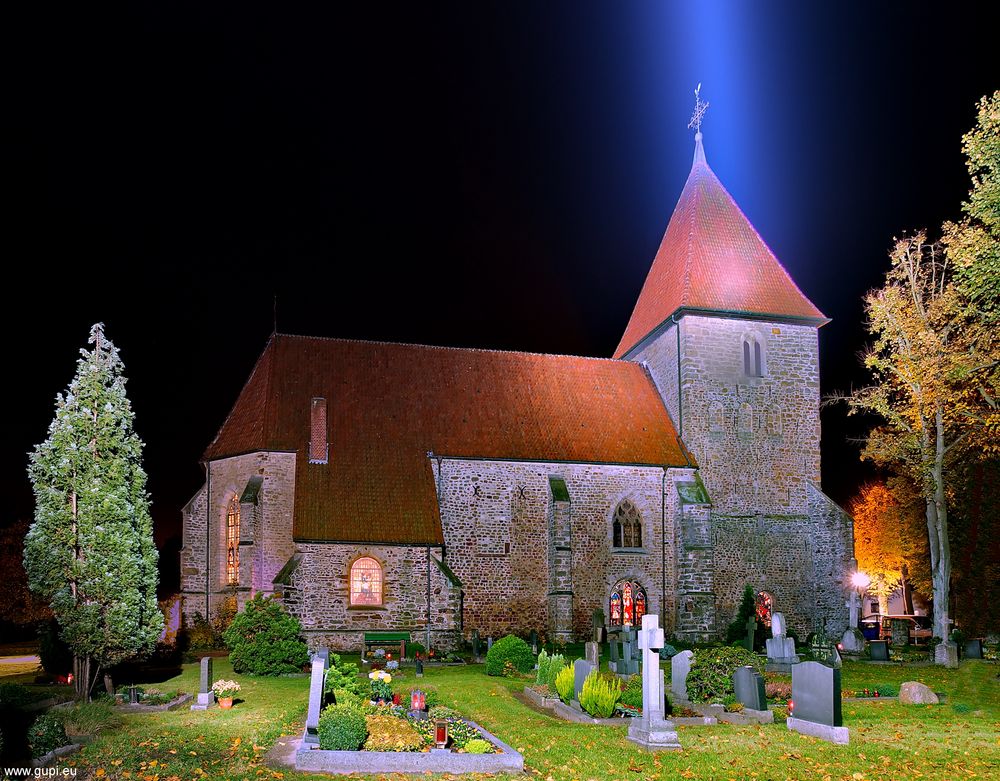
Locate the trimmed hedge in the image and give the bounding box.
[222,594,309,676]
[686,646,765,703]
[318,704,368,750]
[484,635,534,677]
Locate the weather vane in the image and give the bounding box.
[687,83,709,134]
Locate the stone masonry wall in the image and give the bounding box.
[433,457,687,642]
[282,543,461,653]
[179,452,296,623]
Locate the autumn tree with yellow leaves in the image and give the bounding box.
[848,482,904,615]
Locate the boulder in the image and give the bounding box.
[899,681,939,705]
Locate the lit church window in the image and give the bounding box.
[350,557,383,606]
[612,499,642,548]
[756,591,773,627]
[226,495,239,585]
[609,579,647,627]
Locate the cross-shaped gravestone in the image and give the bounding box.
[745,614,757,651]
[191,656,213,710]
[626,614,680,750]
[303,655,327,746]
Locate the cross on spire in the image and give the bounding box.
[687,83,709,134]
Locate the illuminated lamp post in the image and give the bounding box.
[850,570,871,629]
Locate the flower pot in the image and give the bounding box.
[218,696,234,709]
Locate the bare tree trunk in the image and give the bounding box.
[878,594,890,615]
[900,565,914,614]
[73,654,91,702]
[927,407,952,663]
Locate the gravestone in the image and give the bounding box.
[890,619,910,647]
[765,612,799,669]
[670,650,693,702]
[619,628,639,676]
[964,638,983,659]
[471,630,481,660]
[733,666,766,711]
[787,661,848,744]
[529,629,538,654]
[316,647,331,668]
[191,656,213,710]
[487,636,493,653]
[584,641,600,668]
[573,659,595,702]
[415,658,424,678]
[592,609,605,643]
[627,614,680,751]
[609,635,620,671]
[744,614,757,651]
[303,655,327,746]
[869,640,889,661]
[809,631,842,668]
[935,641,959,669]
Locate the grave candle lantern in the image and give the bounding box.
[434,718,448,748]
[411,689,425,711]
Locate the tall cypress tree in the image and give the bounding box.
[26,324,162,699]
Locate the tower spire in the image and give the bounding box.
[687,83,709,165]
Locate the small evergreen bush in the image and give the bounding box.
[545,653,564,688]
[619,675,643,709]
[222,594,309,675]
[318,704,368,750]
[407,642,426,658]
[725,584,764,649]
[579,670,622,718]
[324,654,366,696]
[363,714,424,751]
[484,635,534,676]
[535,649,549,685]
[464,738,493,754]
[183,612,221,652]
[28,713,68,759]
[554,664,575,703]
[686,646,764,703]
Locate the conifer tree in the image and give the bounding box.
[26,324,162,699]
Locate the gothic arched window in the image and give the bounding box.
[350,557,383,606]
[226,495,240,585]
[612,500,643,548]
[609,579,647,627]
[742,336,765,377]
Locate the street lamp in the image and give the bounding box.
[850,570,871,630]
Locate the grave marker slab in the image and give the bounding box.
[786,661,848,744]
[670,650,693,702]
[964,639,983,659]
[592,609,605,643]
[869,640,889,662]
[733,666,766,711]
[191,657,213,710]
[573,659,594,702]
[303,655,327,746]
[584,641,600,668]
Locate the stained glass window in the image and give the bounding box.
[609,580,647,627]
[612,500,642,548]
[755,591,773,627]
[350,557,383,606]
[226,496,239,585]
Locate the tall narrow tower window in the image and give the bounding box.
[309,397,328,464]
[226,495,240,585]
[743,336,765,377]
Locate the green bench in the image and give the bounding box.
[363,631,410,660]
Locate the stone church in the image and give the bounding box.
[179,131,853,650]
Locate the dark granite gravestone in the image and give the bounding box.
[415,658,424,677]
[609,635,620,667]
[573,659,595,702]
[733,666,766,711]
[191,656,213,709]
[744,615,757,652]
[529,629,538,653]
[471,630,481,660]
[487,636,493,653]
[964,639,983,659]
[619,627,638,676]
[791,661,842,727]
[869,640,890,661]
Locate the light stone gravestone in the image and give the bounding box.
[935,641,959,669]
[765,612,799,668]
[584,641,600,668]
[592,609,605,643]
[608,634,620,671]
[733,666,766,711]
[670,649,693,702]
[787,661,848,744]
[303,655,327,746]
[573,659,594,702]
[627,614,680,751]
[191,656,213,710]
[841,593,866,653]
[619,628,639,676]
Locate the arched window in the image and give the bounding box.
[350,557,383,606]
[609,579,647,627]
[612,499,642,548]
[755,591,773,627]
[742,336,765,377]
[226,495,239,585]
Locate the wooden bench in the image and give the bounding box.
[363,631,410,660]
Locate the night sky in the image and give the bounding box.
[2,3,995,592]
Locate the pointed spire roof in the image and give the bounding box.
[614,132,827,358]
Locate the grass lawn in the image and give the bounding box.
[32,657,999,781]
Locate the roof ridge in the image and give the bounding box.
[680,165,700,306]
[272,331,638,367]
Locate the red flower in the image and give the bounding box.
[392,693,401,705]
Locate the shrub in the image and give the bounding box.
[554,664,575,703]
[28,713,68,758]
[318,704,368,750]
[686,646,765,703]
[484,635,534,677]
[38,619,73,676]
[407,642,426,658]
[60,701,121,735]
[183,612,222,652]
[579,670,622,718]
[325,654,366,697]
[725,585,764,649]
[535,649,550,685]
[765,681,792,702]
[620,675,643,710]
[464,738,493,754]
[0,683,36,707]
[544,653,565,688]
[331,689,377,714]
[363,714,424,751]
[222,594,309,675]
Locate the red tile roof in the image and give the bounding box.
[615,135,827,358]
[203,334,692,544]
